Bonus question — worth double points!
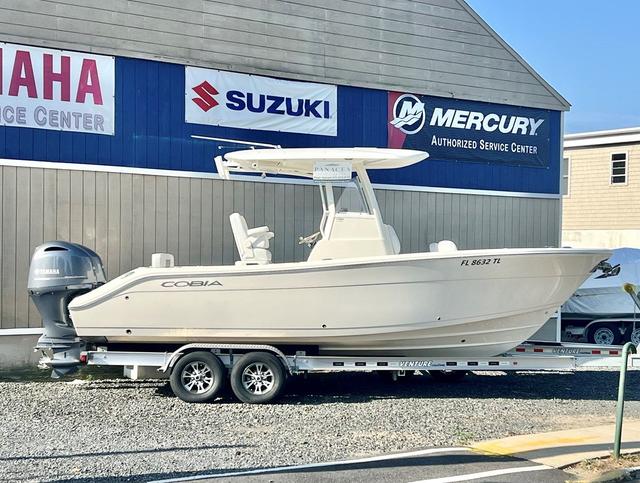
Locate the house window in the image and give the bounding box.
[611,153,628,184]
[561,157,570,195]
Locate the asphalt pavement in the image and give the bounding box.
[153,447,571,483]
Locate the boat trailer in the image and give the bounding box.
[38,340,640,403]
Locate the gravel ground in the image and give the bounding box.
[2,369,640,482]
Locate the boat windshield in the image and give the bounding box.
[335,177,371,214]
[317,175,374,237]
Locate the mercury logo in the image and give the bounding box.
[390,94,426,134]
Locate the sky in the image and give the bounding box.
[466,0,640,134]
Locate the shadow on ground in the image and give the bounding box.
[48,452,527,483]
[132,370,637,405]
[282,370,639,404]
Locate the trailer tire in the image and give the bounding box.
[428,370,468,382]
[170,351,225,403]
[587,323,621,345]
[230,352,286,404]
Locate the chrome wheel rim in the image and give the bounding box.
[593,327,615,345]
[242,362,275,395]
[631,329,640,346]
[181,361,214,394]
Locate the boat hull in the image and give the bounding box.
[68,248,609,357]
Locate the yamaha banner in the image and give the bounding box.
[388,92,552,167]
[0,42,115,135]
[186,67,337,136]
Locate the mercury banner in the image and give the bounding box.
[185,67,338,136]
[388,92,552,167]
[0,42,115,135]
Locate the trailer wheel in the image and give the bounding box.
[428,370,468,382]
[230,352,286,404]
[587,323,621,345]
[170,351,225,403]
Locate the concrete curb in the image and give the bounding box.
[574,468,633,483]
[571,464,640,483]
[471,421,640,468]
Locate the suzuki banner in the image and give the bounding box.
[0,42,115,135]
[185,67,337,136]
[388,92,551,167]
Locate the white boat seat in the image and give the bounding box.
[151,253,175,268]
[230,213,274,265]
[429,240,458,253]
[384,224,401,255]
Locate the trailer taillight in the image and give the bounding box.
[79,353,88,363]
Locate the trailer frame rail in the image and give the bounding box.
[77,340,640,376]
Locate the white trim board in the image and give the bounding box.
[565,127,640,148]
[0,158,560,200]
[0,328,43,336]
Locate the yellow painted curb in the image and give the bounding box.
[473,433,591,456]
[470,421,640,468]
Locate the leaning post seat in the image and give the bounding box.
[429,240,458,253]
[229,213,274,265]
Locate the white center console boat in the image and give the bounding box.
[29,148,610,375]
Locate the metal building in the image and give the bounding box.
[0,0,568,367]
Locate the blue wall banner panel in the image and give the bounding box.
[0,55,562,195]
[388,92,553,167]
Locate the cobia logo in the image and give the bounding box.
[161,280,222,287]
[390,94,426,134]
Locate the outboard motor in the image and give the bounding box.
[28,241,106,377]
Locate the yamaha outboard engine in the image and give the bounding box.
[28,241,106,377]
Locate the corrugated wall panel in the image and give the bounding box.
[0,164,561,329]
[0,0,566,110]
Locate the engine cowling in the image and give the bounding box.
[28,241,106,376]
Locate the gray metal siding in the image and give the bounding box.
[0,0,567,110]
[0,164,560,329]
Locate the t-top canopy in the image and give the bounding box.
[215,148,429,180]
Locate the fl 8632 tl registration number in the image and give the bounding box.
[460,257,501,266]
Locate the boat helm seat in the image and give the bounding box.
[230,213,274,265]
[384,224,401,255]
[429,240,458,253]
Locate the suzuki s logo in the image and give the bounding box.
[390,94,426,135]
[192,81,219,112]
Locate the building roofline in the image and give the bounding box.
[565,126,640,139]
[564,126,640,148]
[457,0,571,112]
